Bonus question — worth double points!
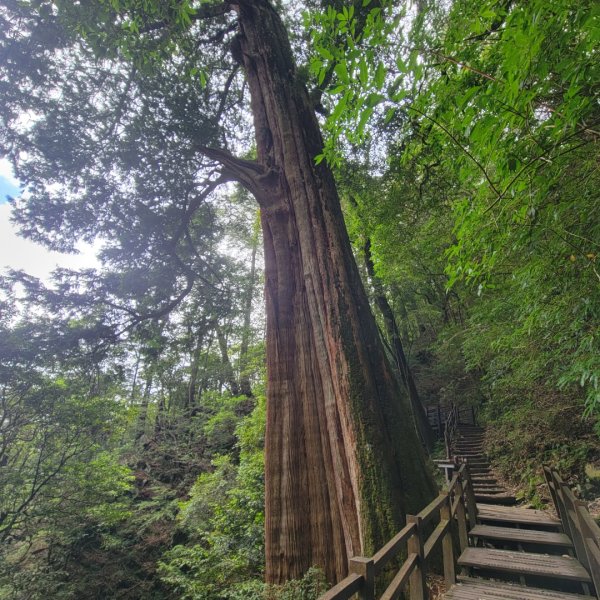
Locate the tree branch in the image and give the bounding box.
[197,145,279,198]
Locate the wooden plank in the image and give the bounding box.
[457,547,592,583]
[469,524,573,547]
[372,522,416,575]
[472,483,505,489]
[445,577,594,599]
[319,573,363,600]
[477,504,561,528]
[416,493,447,526]
[424,519,450,559]
[474,493,517,505]
[379,553,417,600]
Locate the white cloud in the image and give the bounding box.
[0,203,100,281]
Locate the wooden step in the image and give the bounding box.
[472,478,499,485]
[473,482,503,488]
[470,524,573,548]
[473,487,507,495]
[446,577,593,599]
[474,493,517,505]
[477,504,561,529]
[458,547,591,583]
[473,486,508,496]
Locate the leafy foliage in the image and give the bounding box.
[158,397,265,599]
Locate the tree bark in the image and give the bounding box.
[216,0,437,584]
[362,239,435,451]
[135,373,153,442]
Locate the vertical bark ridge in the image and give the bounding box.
[232,0,437,584]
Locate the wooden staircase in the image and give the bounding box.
[445,428,599,600]
[319,419,600,600]
[453,424,517,505]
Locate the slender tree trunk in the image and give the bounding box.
[187,331,204,409]
[135,374,153,442]
[239,213,260,397]
[216,324,241,396]
[212,0,437,584]
[362,239,435,451]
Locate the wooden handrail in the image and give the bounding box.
[319,572,363,600]
[318,462,473,600]
[379,554,418,600]
[372,522,417,575]
[544,466,600,596]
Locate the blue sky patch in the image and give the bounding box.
[0,175,20,204]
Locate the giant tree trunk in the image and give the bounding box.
[213,0,437,584]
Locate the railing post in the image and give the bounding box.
[407,515,427,600]
[461,464,479,529]
[454,478,469,552]
[440,495,456,588]
[349,556,375,600]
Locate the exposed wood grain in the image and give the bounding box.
[445,578,593,599]
[458,547,592,582]
[477,504,561,528]
[469,524,573,547]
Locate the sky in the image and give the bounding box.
[0,158,99,281]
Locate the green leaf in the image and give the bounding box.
[359,58,369,85]
[330,93,348,121]
[374,62,386,89]
[334,61,349,84]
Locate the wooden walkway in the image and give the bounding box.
[319,416,600,600]
[447,424,597,599]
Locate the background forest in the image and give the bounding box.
[0,0,598,598]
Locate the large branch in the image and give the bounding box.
[198,145,280,201]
